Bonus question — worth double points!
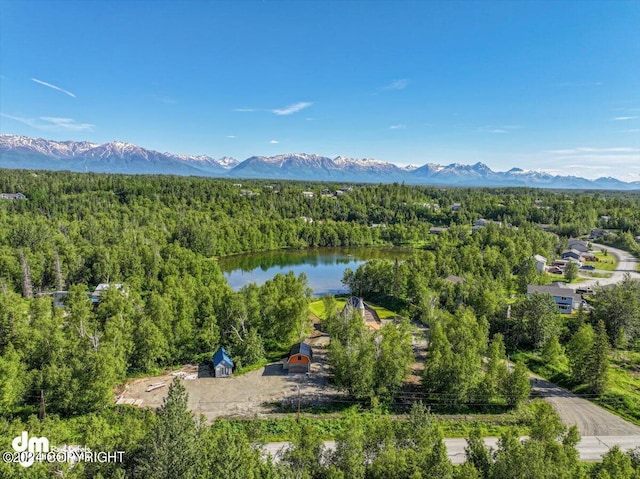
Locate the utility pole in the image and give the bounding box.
[39,389,46,420]
[296,384,301,422]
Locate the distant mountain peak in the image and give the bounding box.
[1,134,638,190]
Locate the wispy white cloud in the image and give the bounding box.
[151,94,177,105]
[1,113,94,131]
[31,78,76,98]
[269,140,279,144]
[389,124,406,129]
[612,116,638,121]
[226,135,237,139]
[272,102,313,116]
[542,146,640,180]
[565,164,613,170]
[234,108,257,112]
[553,81,603,88]
[478,125,521,134]
[545,147,639,155]
[622,129,640,133]
[380,79,409,92]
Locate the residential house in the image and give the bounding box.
[0,193,26,200]
[552,259,569,269]
[527,284,582,314]
[212,348,234,377]
[451,203,461,211]
[36,291,69,308]
[473,219,502,232]
[429,227,448,235]
[567,239,589,253]
[533,255,547,273]
[284,343,313,374]
[560,249,582,261]
[342,296,382,331]
[589,228,612,240]
[92,283,124,298]
[90,283,125,304]
[445,275,465,285]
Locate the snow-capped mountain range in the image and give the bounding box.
[1,134,638,190]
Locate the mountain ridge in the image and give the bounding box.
[1,134,638,190]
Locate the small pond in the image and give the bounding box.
[218,247,416,296]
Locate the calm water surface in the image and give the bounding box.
[219,247,415,296]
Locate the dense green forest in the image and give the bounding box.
[1,169,640,477]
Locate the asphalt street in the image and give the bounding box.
[263,436,640,464]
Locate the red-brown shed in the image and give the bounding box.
[284,342,313,374]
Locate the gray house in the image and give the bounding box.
[533,255,547,273]
[527,284,582,314]
[560,249,582,261]
[568,239,589,253]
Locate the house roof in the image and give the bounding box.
[289,342,313,359]
[346,296,364,309]
[527,285,581,300]
[446,275,465,284]
[92,283,123,297]
[568,238,587,246]
[534,254,547,263]
[213,347,234,368]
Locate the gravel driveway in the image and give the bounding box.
[531,377,640,436]
[118,327,341,422]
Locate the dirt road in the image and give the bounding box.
[531,377,640,436]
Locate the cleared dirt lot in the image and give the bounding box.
[118,327,342,422]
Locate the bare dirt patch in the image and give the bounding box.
[118,324,342,422]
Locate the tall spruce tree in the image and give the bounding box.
[587,320,610,395]
[133,378,198,479]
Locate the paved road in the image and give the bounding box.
[536,243,640,436]
[531,377,640,436]
[263,436,640,464]
[572,242,640,289]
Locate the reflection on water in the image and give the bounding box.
[219,247,415,296]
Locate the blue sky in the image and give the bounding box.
[1,0,639,180]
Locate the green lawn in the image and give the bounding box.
[309,297,401,320]
[598,350,640,424]
[581,271,613,279]
[583,251,617,271]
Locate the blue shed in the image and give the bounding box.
[212,348,234,378]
